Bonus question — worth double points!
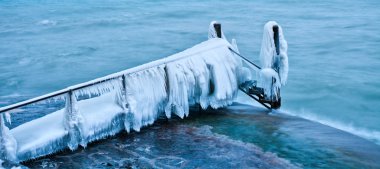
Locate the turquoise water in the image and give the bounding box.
[1,0,380,167]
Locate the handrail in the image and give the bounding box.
[0,40,227,114]
[229,47,282,109]
[0,76,121,113]
[228,47,261,70]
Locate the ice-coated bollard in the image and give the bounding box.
[273,25,280,55]
[208,21,225,39]
[214,23,222,38]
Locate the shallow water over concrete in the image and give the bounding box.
[19,103,380,169]
[23,124,295,168]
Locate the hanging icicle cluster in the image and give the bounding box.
[73,78,123,99]
[63,92,84,150]
[1,20,291,163]
[259,21,288,86]
[258,21,288,100]
[0,113,17,162]
[164,46,240,117]
[5,38,243,162]
[125,66,168,132]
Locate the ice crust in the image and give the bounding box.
[259,68,281,99]
[260,21,288,86]
[208,21,226,39]
[125,67,167,131]
[257,21,288,98]
[1,20,290,162]
[2,38,243,162]
[0,114,17,162]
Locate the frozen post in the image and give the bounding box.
[64,91,84,150]
[273,25,280,55]
[208,21,225,39]
[214,23,222,38]
[0,113,17,161]
[121,74,129,109]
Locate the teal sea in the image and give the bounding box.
[1,0,380,168]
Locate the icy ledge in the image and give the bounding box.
[3,38,242,162]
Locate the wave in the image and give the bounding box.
[235,92,380,145]
[37,20,57,26]
[279,109,380,145]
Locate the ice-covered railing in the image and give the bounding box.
[0,20,288,162]
[0,36,242,162]
[209,21,288,109]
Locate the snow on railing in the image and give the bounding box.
[0,21,288,162]
[0,37,242,162]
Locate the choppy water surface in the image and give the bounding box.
[1,0,380,168]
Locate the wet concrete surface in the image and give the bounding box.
[2,102,380,169]
[23,122,296,169]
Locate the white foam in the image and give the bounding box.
[37,20,57,26]
[281,109,380,145]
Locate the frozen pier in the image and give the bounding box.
[0,21,288,162]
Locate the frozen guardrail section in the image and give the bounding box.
[222,21,288,109]
[0,38,241,162]
[0,21,288,162]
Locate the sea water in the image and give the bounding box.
[1,0,380,168]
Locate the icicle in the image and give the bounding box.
[240,67,252,83]
[259,68,281,100]
[203,48,240,109]
[7,38,243,162]
[74,78,123,99]
[116,75,132,133]
[0,113,17,162]
[163,43,240,112]
[193,57,211,109]
[260,21,288,85]
[165,63,190,119]
[231,39,239,53]
[63,92,84,150]
[125,67,167,132]
[208,21,226,39]
[4,112,11,125]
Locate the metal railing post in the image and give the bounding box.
[214,23,222,38]
[64,90,84,150]
[273,25,280,56]
[0,113,17,161]
[121,74,129,110]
